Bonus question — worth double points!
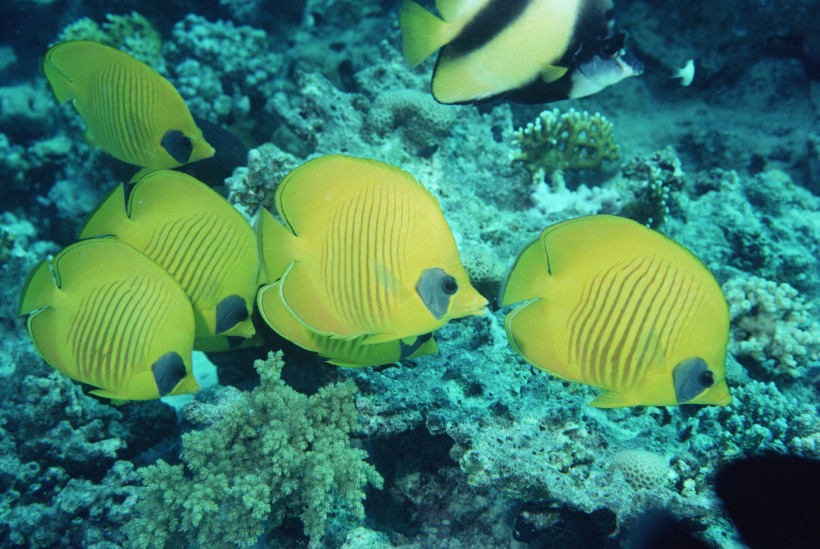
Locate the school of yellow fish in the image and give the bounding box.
[19,6,731,408]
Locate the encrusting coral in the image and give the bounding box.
[512,108,619,187]
[125,351,383,549]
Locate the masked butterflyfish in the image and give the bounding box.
[258,278,438,367]
[399,0,643,104]
[42,41,214,170]
[500,215,731,408]
[79,170,258,341]
[18,237,198,401]
[256,155,487,344]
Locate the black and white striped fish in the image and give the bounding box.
[400,0,643,104]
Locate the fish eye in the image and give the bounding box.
[441,275,458,295]
[598,34,625,58]
[698,370,715,388]
[161,129,195,163]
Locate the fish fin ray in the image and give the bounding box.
[41,51,76,104]
[78,184,128,238]
[278,262,360,339]
[541,65,569,83]
[362,333,402,345]
[500,237,551,306]
[435,0,470,21]
[400,0,454,66]
[256,207,295,283]
[590,391,632,408]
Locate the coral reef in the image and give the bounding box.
[125,351,383,548]
[365,89,457,154]
[667,168,819,295]
[225,142,300,218]
[724,275,820,378]
[0,227,13,264]
[0,1,818,547]
[0,251,176,548]
[57,12,164,70]
[165,15,281,130]
[512,108,619,187]
[610,450,672,491]
[618,146,686,229]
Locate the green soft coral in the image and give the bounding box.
[125,351,383,548]
[512,108,619,184]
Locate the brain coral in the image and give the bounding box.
[610,450,671,491]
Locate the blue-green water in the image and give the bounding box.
[1,1,818,547]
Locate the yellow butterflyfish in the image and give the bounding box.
[18,237,198,401]
[500,215,731,408]
[257,275,437,367]
[79,170,259,341]
[42,40,214,170]
[257,154,487,344]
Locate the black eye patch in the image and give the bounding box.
[161,129,194,163]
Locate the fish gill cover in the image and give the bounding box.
[0,0,819,547]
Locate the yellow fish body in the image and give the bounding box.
[42,41,214,169]
[500,215,731,408]
[18,237,198,401]
[79,170,259,341]
[257,154,487,343]
[258,276,437,367]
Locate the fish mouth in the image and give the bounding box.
[469,293,489,314]
[617,50,644,77]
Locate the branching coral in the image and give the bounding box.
[618,146,686,229]
[723,275,819,377]
[512,108,619,186]
[125,351,383,549]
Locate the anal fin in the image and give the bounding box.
[589,391,632,408]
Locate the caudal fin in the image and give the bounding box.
[400,1,453,66]
[255,207,295,283]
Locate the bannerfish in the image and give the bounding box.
[500,215,731,408]
[257,154,488,343]
[257,269,438,367]
[399,0,642,104]
[18,237,198,401]
[79,170,258,341]
[519,32,644,103]
[42,41,214,170]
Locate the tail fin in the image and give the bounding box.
[18,258,57,315]
[255,207,295,283]
[400,1,453,66]
[19,257,64,373]
[499,237,552,307]
[78,183,128,239]
[41,44,78,105]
